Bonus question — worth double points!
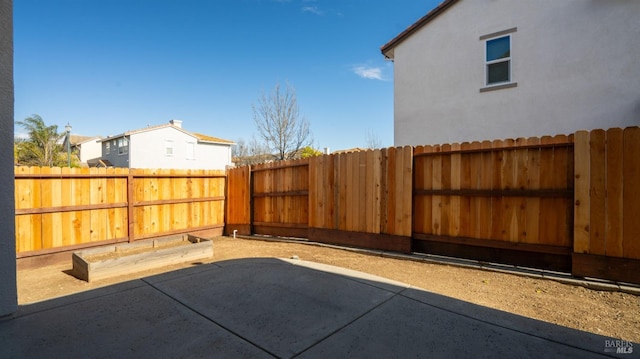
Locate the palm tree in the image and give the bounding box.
[15,115,66,167]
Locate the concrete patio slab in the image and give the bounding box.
[0,258,635,358]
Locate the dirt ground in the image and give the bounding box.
[17,236,640,343]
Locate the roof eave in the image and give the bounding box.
[380,0,459,60]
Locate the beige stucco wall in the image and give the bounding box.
[393,0,640,146]
[0,0,17,316]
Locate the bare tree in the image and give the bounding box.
[365,128,382,149]
[232,136,272,166]
[252,82,312,161]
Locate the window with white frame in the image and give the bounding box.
[105,142,110,155]
[480,27,517,91]
[165,140,174,157]
[117,137,128,155]
[186,142,195,160]
[486,35,511,85]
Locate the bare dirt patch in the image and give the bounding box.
[17,236,640,342]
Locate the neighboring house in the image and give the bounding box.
[381,0,640,146]
[69,135,102,165]
[100,120,234,170]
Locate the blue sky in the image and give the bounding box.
[14,0,439,151]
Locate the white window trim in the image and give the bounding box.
[480,27,518,92]
[118,137,129,155]
[165,139,174,157]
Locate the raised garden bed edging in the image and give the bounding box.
[71,234,213,282]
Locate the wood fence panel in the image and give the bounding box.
[225,166,251,234]
[573,127,640,284]
[552,135,573,247]
[538,137,559,246]
[60,167,74,247]
[589,130,606,255]
[525,137,541,244]
[574,131,593,254]
[489,140,503,241]
[430,147,442,236]
[77,168,92,244]
[605,128,624,257]
[15,166,41,252]
[622,127,640,260]
[479,141,494,239]
[467,143,482,238]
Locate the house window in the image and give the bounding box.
[165,140,174,157]
[118,138,128,155]
[480,27,517,92]
[486,36,510,84]
[105,142,110,155]
[186,142,195,160]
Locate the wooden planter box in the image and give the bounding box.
[72,234,213,282]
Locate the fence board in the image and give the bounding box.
[605,128,623,257]
[431,147,442,236]
[60,167,74,246]
[589,130,606,255]
[458,143,471,238]
[525,137,541,244]
[573,131,591,254]
[623,127,640,259]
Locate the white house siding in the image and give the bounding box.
[128,127,231,170]
[392,0,640,146]
[0,0,17,315]
[77,138,102,163]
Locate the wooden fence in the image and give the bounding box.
[225,127,640,284]
[15,167,226,257]
[15,127,640,284]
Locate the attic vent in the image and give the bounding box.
[170,120,183,128]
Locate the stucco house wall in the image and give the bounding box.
[0,0,17,316]
[385,0,640,146]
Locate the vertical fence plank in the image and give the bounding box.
[514,138,528,243]
[605,128,623,257]
[400,146,413,237]
[60,167,74,246]
[500,139,517,242]
[623,127,640,259]
[468,142,482,238]
[538,136,557,245]
[458,143,472,238]
[552,135,572,247]
[413,146,426,235]
[479,141,493,239]
[589,130,606,255]
[574,130,591,254]
[308,156,319,228]
[439,144,451,237]
[449,143,461,237]
[490,140,504,241]
[39,166,53,250]
[431,147,442,236]
[525,137,541,244]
